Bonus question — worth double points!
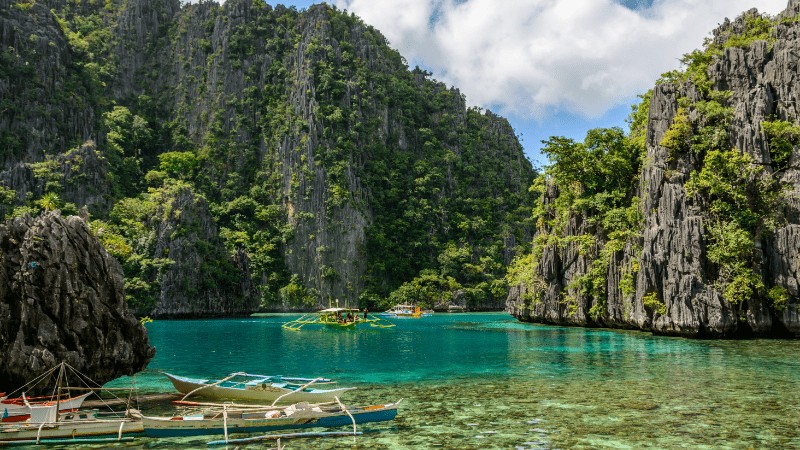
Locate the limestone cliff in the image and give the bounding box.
[0,0,533,316]
[508,2,800,338]
[0,212,154,391]
[149,186,259,318]
[0,0,95,167]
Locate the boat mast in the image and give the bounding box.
[55,362,65,423]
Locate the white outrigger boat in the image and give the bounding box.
[0,362,142,445]
[378,304,432,318]
[1,391,92,423]
[164,372,356,404]
[0,405,143,444]
[1,363,94,423]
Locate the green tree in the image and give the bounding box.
[37,193,62,212]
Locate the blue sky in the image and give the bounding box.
[254,0,786,167]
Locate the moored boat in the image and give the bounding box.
[1,392,92,423]
[0,362,143,445]
[164,372,355,403]
[0,406,143,444]
[132,400,401,438]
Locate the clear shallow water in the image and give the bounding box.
[99,313,800,449]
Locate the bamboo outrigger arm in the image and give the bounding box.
[270,377,323,406]
[180,372,246,402]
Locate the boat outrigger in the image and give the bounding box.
[164,372,355,404]
[131,399,401,438]
[0,406,143,444]
[282,308,395,331]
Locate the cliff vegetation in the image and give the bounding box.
[0,0,534,316]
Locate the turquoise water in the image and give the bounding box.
[104,313,800,449]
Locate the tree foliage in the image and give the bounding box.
[509,95,648,321]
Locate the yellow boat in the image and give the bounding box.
[282,308,394,331]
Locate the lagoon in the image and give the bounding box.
[112,312,800,448]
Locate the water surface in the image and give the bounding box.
[106,313,800,449]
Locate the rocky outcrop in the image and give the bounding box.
[508,2,800,337]
[0,140,114,215]
[149,186,259,318]
[0,212,154,392]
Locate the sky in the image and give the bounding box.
[253,0,788,167]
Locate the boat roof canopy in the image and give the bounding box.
[318,307,361,313]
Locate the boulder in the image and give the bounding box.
[0,212,154,393]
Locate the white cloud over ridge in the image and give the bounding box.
[334,0,787,120]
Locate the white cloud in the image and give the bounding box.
[334,0,788,119]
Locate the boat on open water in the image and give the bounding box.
[282,308,395,331]
[378,304,433,318]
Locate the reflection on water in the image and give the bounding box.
[99,313,800,449]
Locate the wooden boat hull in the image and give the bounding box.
[1,392,92,423]
[165,373,355,403]
[0,419,143,442]
[139,404,398,438]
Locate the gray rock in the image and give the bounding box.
[148,186,259,318]
[0,212,154,392]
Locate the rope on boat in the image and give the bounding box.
[270,378,322,406]
[4,364,61,399]
[333,396,357,444]
[52,361,135,413]
[180,372,246,402]
[126,374,136,415]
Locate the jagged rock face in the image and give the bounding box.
[509,1,800,337]
[0,212,154,392]
[151,1,378,307]
[149,187,259,318]
[56,141,114,214]
[632,83,740,337]
[0,0,95,167]
[113,0,181,97]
